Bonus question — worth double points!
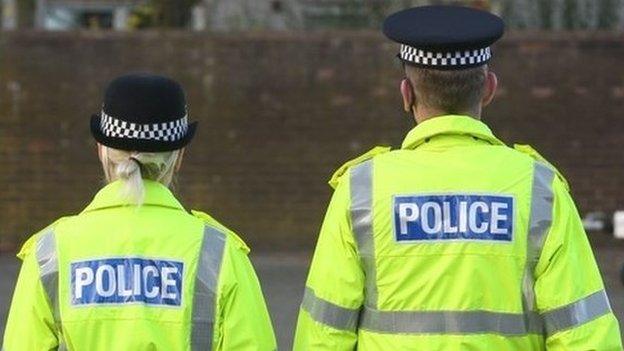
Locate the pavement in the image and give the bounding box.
[0,236,622,350]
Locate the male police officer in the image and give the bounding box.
[3,74,276,350]
[294,6,622,350]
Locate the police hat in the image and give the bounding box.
[90,74,197,152]
[383,6,505,70]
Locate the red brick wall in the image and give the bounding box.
[0,31,623,252]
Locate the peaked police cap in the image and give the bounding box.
[90,73,198,152]
[383,6,505,70]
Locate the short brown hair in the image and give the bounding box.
[405,64,487,115]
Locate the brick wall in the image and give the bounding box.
[0,31,623,252]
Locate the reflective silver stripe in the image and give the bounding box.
[543,289,612,335]
[360,307,544,335]
[191,226,226,350]
[350,160,378,308]
[522,162,555,313]
[35,229,60,322]
[301,287,360,332]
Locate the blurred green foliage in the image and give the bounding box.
[16,0,35,28]
[129,0,200,29]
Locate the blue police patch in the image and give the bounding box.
[71,258,184,306]
[394,194,514,242]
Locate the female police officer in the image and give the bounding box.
[3,74,277,350]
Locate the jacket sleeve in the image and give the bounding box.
[3,241,59,350]
[293,175,364,351]
[534,177,622,350]
[215,238,277,351]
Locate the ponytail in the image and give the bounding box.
[115,157,145,205]
[101,146,180,206]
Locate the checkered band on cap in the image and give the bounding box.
[399,45,492,68]
[100,111,189,142]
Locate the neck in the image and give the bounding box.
[413,105,481,124]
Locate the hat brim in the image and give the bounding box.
[90,114,197,152]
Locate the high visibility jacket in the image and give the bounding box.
[294,115,622,350]
[3,180,276,351]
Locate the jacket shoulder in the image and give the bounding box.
[513,144,570,191]
[329,146,392,189]
[191,210,250,254]
[17,217,72,260]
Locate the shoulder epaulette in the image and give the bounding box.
[17,217,69,260]
[328,146,392,189]
[514,144,570,191]
[191,210,250,254]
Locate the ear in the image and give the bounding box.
[481,71,498,107]
[97,143,104,163]
[175,148,185,172]
[400,78,415,113]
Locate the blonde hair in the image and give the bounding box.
[100,146,181,206]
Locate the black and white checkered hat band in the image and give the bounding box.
[100,111,189,142]
[399,45,491,68]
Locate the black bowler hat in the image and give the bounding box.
[90,74,197,152]
[383,6,505,70]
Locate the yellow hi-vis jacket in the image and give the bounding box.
[294,115,622,350]
[3,180,276,351]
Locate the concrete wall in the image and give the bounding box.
[0,31,623,252]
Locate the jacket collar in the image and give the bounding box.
[82,180,185,213]
[401,115,506,150]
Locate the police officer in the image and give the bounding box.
[294,6,622,350]
[3,74,277,350]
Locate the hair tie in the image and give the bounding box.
[129,157,143,170]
